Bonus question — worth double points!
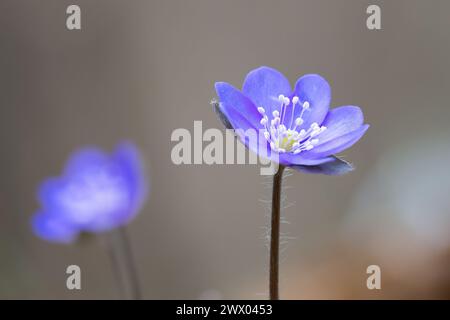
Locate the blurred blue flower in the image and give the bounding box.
[214,66,369,174]
[32,142,148,243]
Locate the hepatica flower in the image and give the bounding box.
[214,66,369,300]
[214,66,369,174]
[32,142,148,244]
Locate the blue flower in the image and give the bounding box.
[214,66,369,174]
[32,142,148,243]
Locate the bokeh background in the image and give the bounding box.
[1,0,449,299]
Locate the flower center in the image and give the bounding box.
[258,95,326,154]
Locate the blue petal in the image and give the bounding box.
[224,108,270,153]
[242,66,292,115]
[112,142,148,223]
[315,106,364,144]
[37,178,76,222]
[215,82,262,131]
[306,124,369,158]
[302,106,367,159]
[292,156,354,175]
[32,212,79,244]
[64,147,109,178]
[279,153,335,166]
[293,74,331,129]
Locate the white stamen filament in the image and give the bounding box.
[258,96,326,154]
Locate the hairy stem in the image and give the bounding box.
[270,165,285,300]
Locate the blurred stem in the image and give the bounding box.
[270,165,284,300]
[107,227,142,300]
[106,232,126,299]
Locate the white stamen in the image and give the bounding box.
[295,117,303,126]
[311,130,320,138]
[303,101,310,109]
[258,95,323,155]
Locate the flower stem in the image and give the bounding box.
[270,164,285,300]
[106,233,126,299]
[106,227,142,300]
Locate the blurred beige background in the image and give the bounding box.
[0,0,449,299]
